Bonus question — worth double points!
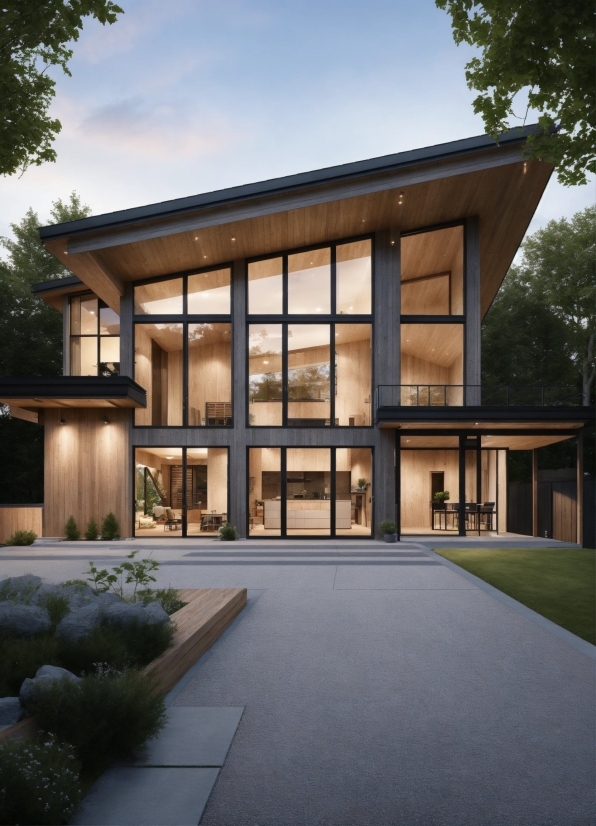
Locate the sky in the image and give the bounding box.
[0,0,593,245]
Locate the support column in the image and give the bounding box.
[119,283,134,379]
[458,435,466,536]
[577,431,584,546]
[465,216,481,405]
[395,431,401,539]
[373,228,400,537]
[532,449,538,537]
[230,257,247,536]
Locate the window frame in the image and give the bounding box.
[69,292,120,377]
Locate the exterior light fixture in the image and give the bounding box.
[59,416,65,425]
[231,237,236,242]
[398,191,404,204]
[263,360,269,364]
[203,255,207,259]
[103,414,110,424]
[523,162,527,174]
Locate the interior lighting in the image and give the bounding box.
[203,255,207,259]
[166,456,174,459]
[263,360,269,364]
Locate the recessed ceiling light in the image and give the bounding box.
[263,360,269,364]
[166,455,174,459]
[203,255,207,259]
[194,236,198,241]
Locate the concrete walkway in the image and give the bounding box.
[1,537,594,825]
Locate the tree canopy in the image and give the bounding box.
[436,0,595,185]
[483,205,595,402]
[0,193,90,502]
[0,0,123,176]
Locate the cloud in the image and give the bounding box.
[78,96,236,159]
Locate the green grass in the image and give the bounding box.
[433,547,596,644]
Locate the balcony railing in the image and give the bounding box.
[375,385,584,409]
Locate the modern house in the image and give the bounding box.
[0,127,590,541]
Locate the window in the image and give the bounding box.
[401,226,463,315]
[247,239,372,426]
[134,269,232,426]
[70,296,120,376]
[248,447,372,537]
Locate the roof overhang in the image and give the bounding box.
[0,377,147,410]
[37,126,553,316]
[32,276,87,310]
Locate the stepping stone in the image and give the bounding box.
[72,767,219,826]
[133,707,244,767]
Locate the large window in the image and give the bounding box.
[248,239,372,426]
[248,447,372,537]
[70,295,120,376]
[134,270,232,426]
[135,447,228,536]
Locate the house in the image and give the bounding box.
[0,127,590,540]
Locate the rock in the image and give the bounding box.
[142,601,170,625]
[0,697,23,727]
[55,602,103,641]
[0,574,42,601]
[32,583,97,610]
[0,602,51,636]
[104,601,149,628]
[20,665,81,707]
[95,591,122,606]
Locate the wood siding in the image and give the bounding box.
[44,408,132,537]
[0,506,43,544]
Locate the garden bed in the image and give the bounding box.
[0,587,247,745]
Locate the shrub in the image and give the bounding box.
[0,633,58,697]
[64,515,80,541]
[379,520,397,535]
[0,734,82,826]
[101,511,120,540]
[57,619,175,674]
[28,671,166,770]
[6,529,37,546]
[37,593,71,630]
[219,522,239,541]
[84,517,99,541]
[139,586,186,615]
[84,550,159,598]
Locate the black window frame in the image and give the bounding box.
[69,292,121,377]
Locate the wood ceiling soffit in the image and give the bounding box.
[66,145,525,256]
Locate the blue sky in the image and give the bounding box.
[0,0,593,242]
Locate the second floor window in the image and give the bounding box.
[70,296,120,376]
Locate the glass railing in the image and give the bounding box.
[375,385,583,409]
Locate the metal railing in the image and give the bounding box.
[375,385,584,410]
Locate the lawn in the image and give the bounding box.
[433,547,596,645]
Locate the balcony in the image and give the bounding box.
[375,384,587,427]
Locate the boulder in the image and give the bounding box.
[95,591,122,606]
[0,602,51,636]
[0,574,42,601]
[0,697,23,727]
[142,601,170,625]
[55,602,103,642]
[20,665,81,707]
[104,601,149,628]
[32,583,97,610]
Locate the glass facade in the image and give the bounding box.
[248,447,372,537]
[134,270,232,426]
[70,295,120,376]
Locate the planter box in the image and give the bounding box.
[0,588,247,744]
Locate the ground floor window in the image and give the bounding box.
[134,447,228,536]
[399,435,507,535]
[248,447,372,538]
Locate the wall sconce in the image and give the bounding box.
[103,414,110,424]
[59,416,65,425]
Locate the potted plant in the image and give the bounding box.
[379,519,397,543]
[432,491,450,504]
[357,478,367,490]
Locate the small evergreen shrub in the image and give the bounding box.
[64,515,80,540]
[28,671,166,770]
[101,511,120,540]
[0,734,82,825]
[379,520,397,535]
[84,516,99,541]
[219,522,239,541]
[6,529,37,546]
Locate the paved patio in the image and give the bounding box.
[1,536,594,825]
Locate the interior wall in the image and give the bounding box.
[134,325,152,425]
[167,350,183,425]
[336,338,371,425]
[188,342,231,424]
[207,448,228,513]
[400,450,459,528]
[44,409,131,537]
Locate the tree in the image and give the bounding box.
[1,0,123,176]
[436,0,595,185]
[0,192,91,502]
